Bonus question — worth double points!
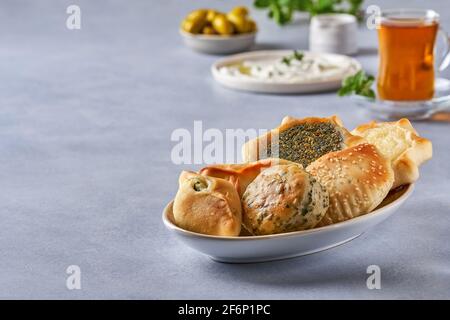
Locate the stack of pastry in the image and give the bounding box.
[172,116,432,236]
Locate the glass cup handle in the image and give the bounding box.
[437,27,450,72]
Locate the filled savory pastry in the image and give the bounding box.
[242,115,364,168]
[173,171,242,236]
[306,143,394,227]
[242,163,329,235]
[351,118,432,188]
[199,158,294,196]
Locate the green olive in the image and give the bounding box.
[206,9,219,23]
[227,13,247,34]
[230,6,249,18]
[181,18,204,34]
[247,19,257,33]
[186,9,208,22]
[212,14,235,35]
[202,25,217,35]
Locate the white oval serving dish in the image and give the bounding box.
[211,50,361,94]
[180,29,256,55]
[162,184,414,263]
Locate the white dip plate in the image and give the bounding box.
[162,184,413,263]
[211,50,361,94]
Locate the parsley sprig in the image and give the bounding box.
[338,70,376,100]
[281,50,304,66]
[254,0,364,26]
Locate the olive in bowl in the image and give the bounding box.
[180,7,257,54]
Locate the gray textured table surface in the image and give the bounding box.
[1,0,449,299]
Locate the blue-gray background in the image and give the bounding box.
[1,0,449,299]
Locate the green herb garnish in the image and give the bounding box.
[254,0,364,25]
[338,70,376,100]
[281,50,304,66]
[192,179,207,191]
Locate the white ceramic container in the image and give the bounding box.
[309,13,358,55]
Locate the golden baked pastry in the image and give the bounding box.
[242,163,329,235]
[173,171,242,236]
[351,118,432,188]
[199,158,294,196]
[306,143,394,227]
[242,115,364,167]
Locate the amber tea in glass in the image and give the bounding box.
[377,9,442,101]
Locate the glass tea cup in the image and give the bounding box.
[376,9,450,101]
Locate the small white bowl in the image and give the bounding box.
[180,29,257,55]
[162,184,414,263]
